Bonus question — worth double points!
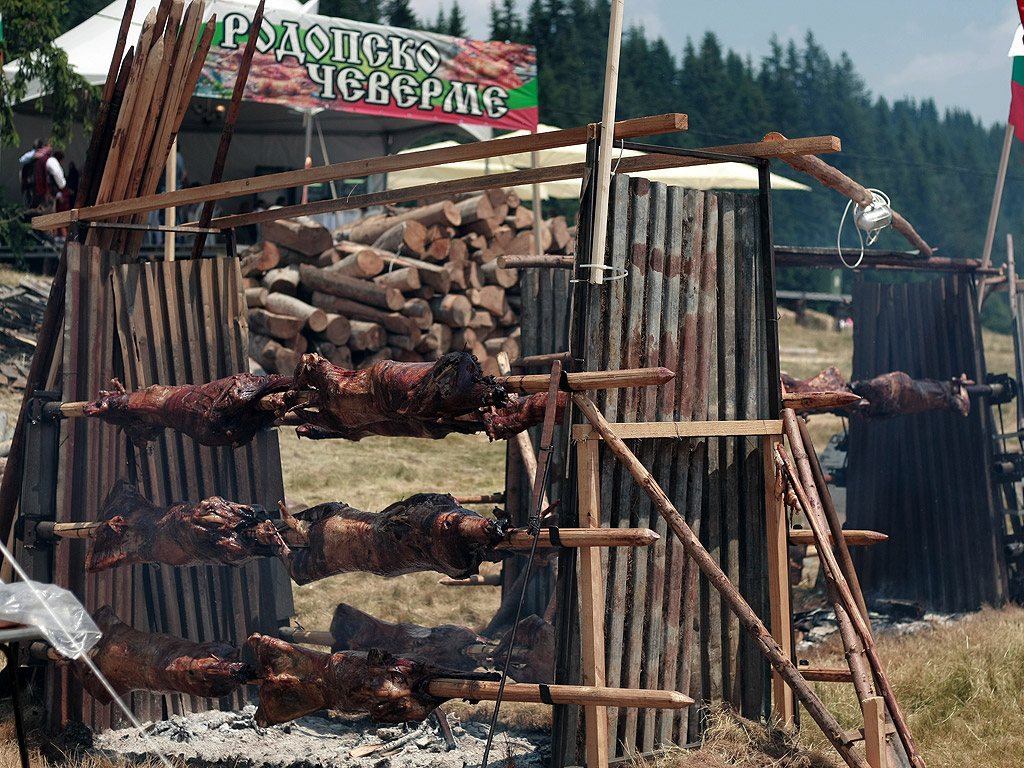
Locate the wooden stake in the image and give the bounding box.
[787,530,887,547]
[426,679,691,709]
[782,391,862,410]
[774,445,925,768]
[588,0,627,286]
[190,0,265,258]
[497,366,674,393]
[572,394,869,768]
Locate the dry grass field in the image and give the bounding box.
[0,267,1021,766]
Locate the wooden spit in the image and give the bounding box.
[35,521,659,551]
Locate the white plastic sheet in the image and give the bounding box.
[0,581,100,659]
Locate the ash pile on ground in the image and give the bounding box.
[93,705,549,768]
[794,598,962,652]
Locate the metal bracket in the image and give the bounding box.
[993,452,1024,482]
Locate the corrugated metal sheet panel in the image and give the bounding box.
[52,245,292,729]
[534,177,773,761]
[847,273,1007,612]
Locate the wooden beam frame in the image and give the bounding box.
[572,419,783,441]
[33,128,841,233]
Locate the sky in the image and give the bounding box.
[408,0,1021,128]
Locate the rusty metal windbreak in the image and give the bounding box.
[846,274,1007,611]
[45,247,293,730]
[518,142,778,761]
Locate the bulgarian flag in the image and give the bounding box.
[1011,6,1024,143]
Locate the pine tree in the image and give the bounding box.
[447,1,467,37]
[489,0,522,41]
[384,0,419,29]
[319,0,381,22]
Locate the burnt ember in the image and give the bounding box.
[284,352,508,441]
[279,493,507,585]
[70,606,252,703]
[87,481,289,572]
[249,634,469,726]
[83,373,292,447]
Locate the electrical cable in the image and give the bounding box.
[0,541,176,768]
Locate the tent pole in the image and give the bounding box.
[587,0,625,284]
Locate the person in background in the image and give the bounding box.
[18,138,66,210]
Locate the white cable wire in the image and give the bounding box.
[0,542,176,768]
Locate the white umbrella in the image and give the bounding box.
[386,127,809,200]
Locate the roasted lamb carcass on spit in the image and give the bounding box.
[82,372,292,447]
[327,603,554,683]
[86,481,289,572]
[68,606,252,703]
[782,365,976,418]
[281,351,509,440]
[249,634,487,726]
[279,493,507,585]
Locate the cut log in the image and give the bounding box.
[485,336,520,361]
[417,323,452,356]
[424,238,450,263]
[317,313,351,346]
[245,286,269,308]
[485,188,508,208]
[262,265,301,295]
[366,251,452,293]
[465,261,483,290]
[387,332,418,352]
[391,349,425,363]
[447,237,469,264]
[509,206,534,229]
[465,218,501,239]
[347,320,387,352]
[480,261,519,288]
[454,194,494,225]
[476,247,501,264]
[547,216,571,252]
[248,309,305,341]
[506,189,520,208]
[240,241,281,276]
[310,292,420,339]
[467,310,496,332]
[468,285,507,316]
[451,328,478,351]
[299,264,405,311]
[445,262,468,291]
[264,293,329,333]
[313,341,353,369]
[327,249,385,279]
[263,217,333,256]
[334,212,388,243]
[282,333,309,356]
[430,294,473,327]
[250,333,300,376]
[508,226,553,255]
[401,298,434,330]
[345,199,461,244]
[372,219,427,256]
[373,266,421,292]
[460,232,486,252]
[277,244,335,268]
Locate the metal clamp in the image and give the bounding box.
[571,264,629,282]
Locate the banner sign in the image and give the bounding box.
[196,2,539,131]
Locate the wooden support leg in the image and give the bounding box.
[763,434,794,726]
[577,436,609,768]
[862,696,887,768]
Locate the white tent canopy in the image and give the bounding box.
[386,125,810,200]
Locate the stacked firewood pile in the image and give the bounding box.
[0,277,52,387]
[241,189,573,376]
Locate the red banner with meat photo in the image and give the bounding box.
[196,2,539,132]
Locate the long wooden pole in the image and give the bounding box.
[981,124,1014,271]
[189,0,265,258]
[497,366,673,392]
[775,445,926,768]
[428,679,691,709]
[572,394,869,768]
[588,0,626,284]
[791,413,871,622]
